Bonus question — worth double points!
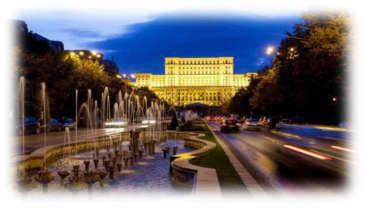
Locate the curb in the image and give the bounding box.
[205,122,264,194]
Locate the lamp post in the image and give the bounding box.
[266,45,275,55]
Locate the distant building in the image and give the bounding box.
[133,57,256,106]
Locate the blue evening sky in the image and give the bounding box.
[20,12,302,74]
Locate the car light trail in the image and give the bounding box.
[312,125,347,132]
[271,130,302,140]
[331,145,353,153]
[105,121,128,127]
[283,144,332,160]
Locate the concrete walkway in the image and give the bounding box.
[206,122,264,194]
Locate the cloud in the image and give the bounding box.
[18,11,301,73]
[19,10,154,49]
[87,14,301,73]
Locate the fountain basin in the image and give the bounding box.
[167,131,220,195]
[16,131,218,194]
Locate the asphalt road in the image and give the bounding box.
[208,121,349,192]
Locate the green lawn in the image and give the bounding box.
[189,124,246,193]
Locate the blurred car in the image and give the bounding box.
[280,118,291,124]
[220,119,240,133]
[258,117,271,128]
[62,118,75,130]
[289,116,305,124]
[268,116,280,129]
[243,118,261,131]
[49,118,63,131]
[21,117,41,135]
[39,118,63,132]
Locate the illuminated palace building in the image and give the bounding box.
[133,57,256,106]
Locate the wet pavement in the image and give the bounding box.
[24,139,194,194]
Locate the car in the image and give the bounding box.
[258,117,271,128]
[20,117,41,135]
[39,118,63,132]
[280,118,291,124]
[220,119,240,133]
[62,118,75,130]
[49,118,63,131]
[243,118,261,131]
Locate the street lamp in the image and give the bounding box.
[288,47,299,60]
[92,51,101,58]
[265,45,275,55]
[130,74,136,79]
[332,97,337,102]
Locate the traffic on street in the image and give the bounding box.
[207,117,350,192]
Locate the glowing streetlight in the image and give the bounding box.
[122,74,127,78]
[116,74,122,79]
[130,74,136,79]
[332,97,337,102]
[266,45,275,55]
[91,51,101,58]
[289,47,295,52]
[79,51,84,56]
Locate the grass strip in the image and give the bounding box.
[189,124,246,193]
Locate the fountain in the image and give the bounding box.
[83,160,90,172]
[97,170,107,187]
[34,170,54,192]
[72,165,80,178]
[116,163,122,172]
[41,82,47,168]
[101,87,109,127]
[18,76,25,154]
[75,89,78,155]
[57,127,71,182]
[17,78,194,193]
[83,171,99,193]
[93,157,99,169]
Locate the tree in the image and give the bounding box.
[227,13,348,124]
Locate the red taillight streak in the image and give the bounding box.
[283,144,332,160]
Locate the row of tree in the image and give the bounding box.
[225,14,348,125]
[16,23,158,120]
